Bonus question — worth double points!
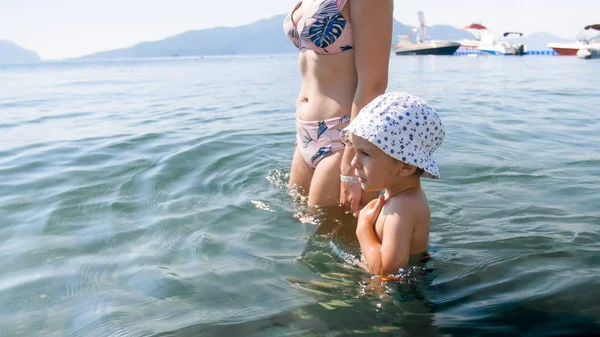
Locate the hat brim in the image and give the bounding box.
[341,125,441,179]
[420,158,440,179]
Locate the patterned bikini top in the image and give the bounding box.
[283,0,354,55]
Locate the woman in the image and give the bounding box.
[284,0,393,213]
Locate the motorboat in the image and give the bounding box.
[459,23,488,50]
[577,45,600,59]
[477,32,526,55]
[549,24,600,56]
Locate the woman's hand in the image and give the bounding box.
[340,146,361,214]
[340,180,362,214]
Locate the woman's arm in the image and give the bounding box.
[340,0,393,212]
[348,0,393,118]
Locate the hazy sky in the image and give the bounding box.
[1,0,597,60]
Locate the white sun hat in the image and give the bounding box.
[341,92,445,179]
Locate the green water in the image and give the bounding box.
[1,55,599,337]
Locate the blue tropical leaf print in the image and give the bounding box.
[317,121,328,139]
[302,0,347,52]
[340,45,353,51]
[312,146,333,164]
[338,114,351,124]
[297,124,315,148]
[288,28,300,48]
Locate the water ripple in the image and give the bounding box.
[0,55,599,336]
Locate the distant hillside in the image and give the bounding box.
[0,41,41,64]
[422,25,475,41]
[81,15,475,60]
[80,15,296,59]
[505,32,571,50]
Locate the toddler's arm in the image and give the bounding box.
[357,196,414,276]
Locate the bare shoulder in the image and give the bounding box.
[379,189,430,253]
[383,189,430,220]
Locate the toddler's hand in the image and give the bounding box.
[356,194,385,231]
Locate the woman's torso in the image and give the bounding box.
[283,0,358,121]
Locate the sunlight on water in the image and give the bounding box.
[0,55,599,336]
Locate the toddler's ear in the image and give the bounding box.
[395,161,417,177]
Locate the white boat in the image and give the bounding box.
[549,42,591,56]
[577,45,600,59]
[459,23,489,50]
[549,24,600,56]
[477,32,526,56]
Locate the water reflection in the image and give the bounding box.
[282,192,441,336]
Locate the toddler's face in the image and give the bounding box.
[350,134,401,192]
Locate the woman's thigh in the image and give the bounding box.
[289,145,313,194]
[307,152,343,207]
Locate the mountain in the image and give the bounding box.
[505,32,571,50]
[420,25,474,41]
[80,15,475,60]
[0,41,41,64]
[80,15,296,59]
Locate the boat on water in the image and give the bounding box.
[477,32,526,55]
[394,35,461,55]
[548,24,600,56]
[393,11,461,56]
[577,46,600,59]
[459,23,488,50]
